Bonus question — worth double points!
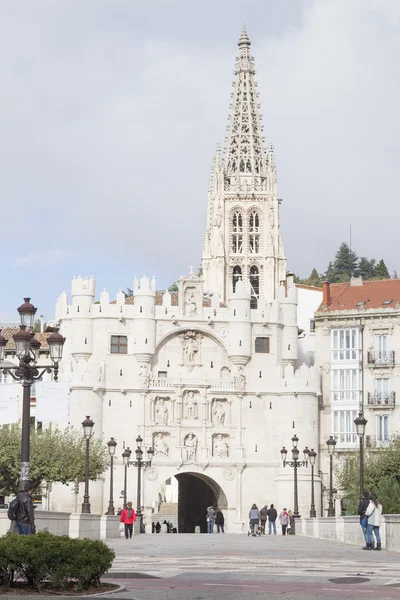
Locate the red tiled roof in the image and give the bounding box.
[0,327,50,351]
[318,279,400,312]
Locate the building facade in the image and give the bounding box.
[51,28,321,531]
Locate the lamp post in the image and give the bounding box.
[106,437,117,516]
[308,449,317,518]
[280,435,309,522]
[81,416,94,514]
[122,447,132,508]
[354,412,368,498]
[129,435,154,534]
[326,435,336,517]
[0,298,65,490]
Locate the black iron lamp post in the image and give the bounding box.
[308,449,317,518]
[81,416,94,514]
[280,434,309,521]
[106,437,117,516]
[354,412,368,498]
[122,447,132,508]
[128,435,154,533]
[0,298,65,490]
[326,435,337,517]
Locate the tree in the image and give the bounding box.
[0,424,109,495]
[168,281,179,292]
[333,242,358,279]
[33,320,41,333]
[374,259,390,280]
[307,268,322,287]
[358,257,376,280]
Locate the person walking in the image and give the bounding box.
[358,490,370,547]
[260,505,268,534]
[287,510,295,535]
[279,508,289,536]
[215,508,225,533]
[267,504,277,535]
[207,506,216,533]
[119,501,136,539]
[15,483,35,535]
[249,504,260,536]
[363,492,383,551]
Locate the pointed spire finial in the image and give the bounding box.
[238,24,251,47]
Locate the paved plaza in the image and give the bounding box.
[104,533,400,600]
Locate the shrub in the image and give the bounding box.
[0,532,115,591]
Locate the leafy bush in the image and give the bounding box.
[0,532,115,591]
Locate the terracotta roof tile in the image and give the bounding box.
[0,327,50,351]
[318,279,400,312]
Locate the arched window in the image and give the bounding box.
[232,265,242,293]
[232,211,243,254]
[250,266,259,309]
[249,210,260,254]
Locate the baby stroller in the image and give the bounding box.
[247,520,262,537]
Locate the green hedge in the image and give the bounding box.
[0,532,115,591]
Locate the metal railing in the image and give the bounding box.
[367,350,395,366]
[149,378,235,390]
[367,391,396,406]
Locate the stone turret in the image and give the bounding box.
[70,276,95,360]
[132,276,156,363]
[279,274,298,367]
[227,279,251,365]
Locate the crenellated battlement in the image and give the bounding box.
[71,276,95,298]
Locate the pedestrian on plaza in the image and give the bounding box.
[287,510,294,535]
[279,508,289,536]
[207,506,216,533]
[15,483,35,535]
[358,489,370,546]
[117,507,122,516]
[155,521,161,533]
[119,501,136,539]
[249,503,260,536]
[215,508,225,533]
[260,504,268,534]
[267,504,277,535]
[363,492,383,551]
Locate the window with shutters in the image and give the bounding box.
[110,335,128,354]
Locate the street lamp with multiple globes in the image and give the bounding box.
[354,412,368,498]
[122,447,132,508]
[308,448,317,518]
[81,416,94,514]
[129,436,154,534]
[280,434,309,521]
[106,437,117,516]
[326,435,337,517]
[0,298,65,490]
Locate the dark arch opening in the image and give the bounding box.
[232,265,242,293]
[250,265,259,309]
[174,472,227,533]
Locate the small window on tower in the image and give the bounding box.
[255,337,270,353]
[110,335,128,354]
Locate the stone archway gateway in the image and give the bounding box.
[174,472,228,533]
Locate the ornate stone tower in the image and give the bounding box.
[202,27,286,307]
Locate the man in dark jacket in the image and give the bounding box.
[358,490,370,545]
[260,505,268,534]
[16,483,35,535]
[215,508,225,533]
[267,504,278,535]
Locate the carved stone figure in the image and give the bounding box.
[184,433,197,462]
[213,401,226,426]
[213,434,229,458]
[184,391,198,419]
[234,365,246,391]
[185,292,197,317]
[181,331,202,371]
[155,398,169,426]
[154,433,169,457]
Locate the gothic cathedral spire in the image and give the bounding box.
[202,28,287,306]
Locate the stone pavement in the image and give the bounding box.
[103,533,400,600]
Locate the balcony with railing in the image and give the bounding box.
[149,378,235,391]
[367,391,396,407]
[367,350,395,366]
[366,435,391,448]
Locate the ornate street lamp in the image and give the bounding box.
[280,435,309,525]
[354,412,368,498]
[122,447,132,508]
[326,435,337,517]
[0,299,65,490]
[128,436,154,534]
[106,437,117,516]
[308,449,317,518]
[81,416,94,514]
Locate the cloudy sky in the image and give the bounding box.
[1,0,399,321]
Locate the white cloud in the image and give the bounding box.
[15,250,71,267]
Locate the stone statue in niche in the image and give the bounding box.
[184,433,197,462]
[268,206,275,228]
[184,391,198,420]
[181,330,202,371]
[154,433,169,456]
[234,365,246,391]
[213,401,226,426]
[214,205,222,228]
[213,434,229,458]
[185,291,197,317]
[155,397,169,426]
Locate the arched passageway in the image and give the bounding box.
[174,472,228,533]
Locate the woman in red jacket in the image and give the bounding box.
[120,502,136,539]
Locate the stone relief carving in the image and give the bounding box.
[138,363,150,387]
[155,397,169,425]
[184,289,197,317]
[223,468,235,481]
[153,433,169,457]
[180,330,203,371]
[146,467,159,481]
[234,365,246,391]
[184,391,199,420]
[183,433,197,463]
[212,400,226,426]
[213,433,229,458]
